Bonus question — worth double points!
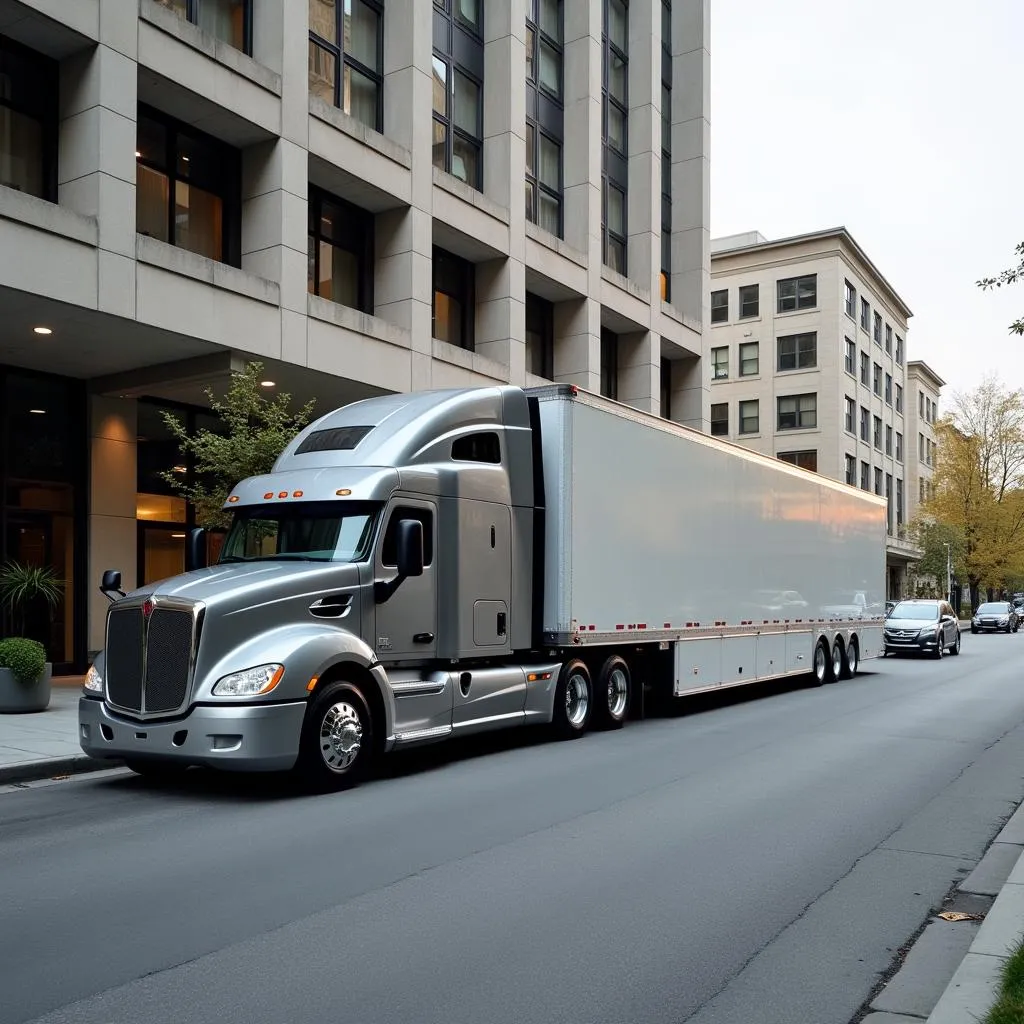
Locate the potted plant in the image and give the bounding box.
[0,637,51,713]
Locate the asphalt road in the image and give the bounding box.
[4,631,1024,1024]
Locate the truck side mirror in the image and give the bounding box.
[185,528,208,572]
[100,569,125,603]
[396,519,424,578]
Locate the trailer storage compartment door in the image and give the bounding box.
[531,387,887,643]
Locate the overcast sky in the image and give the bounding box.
[710,0,1024,402]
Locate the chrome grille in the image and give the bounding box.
[105,607,145,712]
[144,609,194,713]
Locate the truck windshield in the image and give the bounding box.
[219,502,379,563]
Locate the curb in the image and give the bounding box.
[0,754,124,786]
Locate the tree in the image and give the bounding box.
[977,241,1024,337]
[909,521,966,597]
[161,361,316,530]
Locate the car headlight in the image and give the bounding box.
[999,617,1009,624]
[212,664,284,697]
[84,664,103,694]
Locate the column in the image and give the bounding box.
[671,351,710,431]
[553,297,601,393]
[618,329,659,413]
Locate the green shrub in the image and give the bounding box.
[0,637,47,685]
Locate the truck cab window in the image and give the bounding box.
[219,502,379,562]
[451,432,501,463]
[381,507,434,567]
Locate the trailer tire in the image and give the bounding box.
[841,638,859,679]
[553,659,592,739]
[592,655,630,730]
[830,639,845,683]
[294,680,374,793]
[812,640,830,686]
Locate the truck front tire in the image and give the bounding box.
[294,680,374,793]
[553,659,591,739]
[592,655,630,730]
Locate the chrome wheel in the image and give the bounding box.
[814,643,827,684]
[607,667,629,719]
[831,643,843,680]
[847,642,859,676]
[566,671,590,727]
[319,701,363,773]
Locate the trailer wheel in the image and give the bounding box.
[294,680,374,793]
[830,639,845,683]
[812,640,829,686]
[592,655,630,730]
[841,638,859,679]
[553,659,591,739]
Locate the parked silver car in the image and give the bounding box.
[971,602,1020,634]
[883,599,961,658]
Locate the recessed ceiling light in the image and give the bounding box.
[29,408,46,415]
[171,533,186,539]
[33,326,52,335]
[260,380,276,388]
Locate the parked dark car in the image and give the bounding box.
[883,599,961,658]
[971,602,1020,634]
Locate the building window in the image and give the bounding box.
[845,396,855,434]
[526,0,564,237]
[777,274,816,313]
[710,402,728,436]
[779,450,817,472]
[920,478,925,503]
[136,105,241,266]
[860,406,869,442]
[895,335,904,364]
[432,0,484,190]
[0,35,58,201]
[873,415,882,450]
[873,362,882,396]
[886,473,893,534]
[895,383,903,413]
[739,284,759,318]
[885,373,892,405]
[307,187,374,313]
[860,461,870,490]
[308,0,382,129]
[157,0,252,53]
[659,0,672,300]
[601,328,619,399]
[874,467,882,496]
[897,478,904,526]
[711,346,728,380]
[845,454,856,486]
[845,338,855,375]
[896,431,903,462]
[710,289,728,323]
[844,280,856,319]
[777,332,817,371]
[739,341,759,376]
[873,311,882,346]
[525,292,555,379]
[919,390,924,416]
[918,432,924,461]
[602,0,629,273]
[860,351,869,387]
[885,424,893,456]
[777,393,816,431]
[860,297,870,331]
[885,324,892,354]
[432,246,475,349]
[739,399,759,434]
[660,357,672,419]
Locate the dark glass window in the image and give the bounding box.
[710,402,728,436]
[660,0,672,300]
[873,362,882,396]
[873,311,882,346]
[601,0,628,273]
[136,105,241,266]
[860,297,870,330]
[844,280,856,318]
[526,0,563,236]
[432,246,474,349]
[739,400,759,434]
[660,357,672,419]
[0,35,58,201]
[154,0,252,53]
[739,342,758,376]
[452,432,501,463]
[433,0,484,190]
[860,461,870,490]
[845,454,856,485]
[777,332,816,371]
[777,274,816,313]
[307,187,374,313]
[860,351,869,386]
[885,323,893,354]
[844,338,855,375]
[308,0,383,131]
[601,328,619,400]
[777,393,816,431]
[525,293,555,379]
[778,450,817,472]
[711,346,728,380]
[710,289,728,323]
[844,397,855,433]
[739,283,758,318]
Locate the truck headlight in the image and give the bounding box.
[212,664,285,697]
[83,664,103,694]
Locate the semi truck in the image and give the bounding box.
[80,384,888,791]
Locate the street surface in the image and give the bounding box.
[4,632,1024,1024]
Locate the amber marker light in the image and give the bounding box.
[336,488,352,496]
[228,495,240,503]
[278,491,288,498]
[527,672,553,682]
[293,490,304,498]
[263,492,274,499]
[306,676,319,692]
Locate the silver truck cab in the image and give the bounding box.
[80,386,567,790]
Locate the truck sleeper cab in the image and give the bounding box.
[80,385,886,792]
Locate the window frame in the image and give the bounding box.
[776,274,817,313]
[874,467,882,496]
[885,323,893,354]
[601,0,629,273]
[896,431,904,462]
[873,311,882,346]
[895,383,904,413]
[170,0,254,54]
[710,401,728,437]
[860,297,870,331]
[845,454,856,486]
[659,0,672,300]
[778,449,817,472]
[777,332,817,372]
[710,289,728,324]
[895,335,904,365]
[860,406,869,442]
[844,338,855,376]
[525,291,555,380]
[738,399,759,435]
[308,0,383,130]
[860,461,870,491]
[873,414,882,450]
[307,184,375,313]
[432,245,476,350]
[885,372,892,405]
[873,362,882,397]
[739,283,759,319]
[601,327,619,400]
[860,351,869,387]
[844,280,856,319]
[844,396,855,434]
[526,0,565,238]
[711,345,729,380]
[777,392,817,431]
[739,341,759,377]
[885,424,893,456]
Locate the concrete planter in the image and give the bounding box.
[0,663,52,713]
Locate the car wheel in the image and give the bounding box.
[933,638,944,659]
[950,630,961,656]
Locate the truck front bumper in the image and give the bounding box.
[79,696,306,772]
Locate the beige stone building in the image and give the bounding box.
[906,360,945,509]
[0,0,710,670]
[708,227,940,599]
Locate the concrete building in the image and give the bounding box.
[0,0,710,670]
[906,360,945,509]
[708,227,938,600]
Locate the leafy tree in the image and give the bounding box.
[909,521,966,597]
[978,241,1024,337]
[161,361,316,530]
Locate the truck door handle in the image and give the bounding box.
[496,612,506,637]
[413,632,434,644]
[309,595,352,618]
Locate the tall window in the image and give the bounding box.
[710,289,728,323]
[602,0,628,273]
[156,0,252,52]
[860,351,869,387]
[896,478,904,526]
[860,297,870,331]
[777,332,816,371]
[885,424,893,456]
[885,372,892,405]
[526,0,563,236]
[860,461,870,490]
[860,406,869,442]
[844,396,855,434]
[896,383,904,413]
[432,246,474,349]
[525,292,555,379]
[660,357,672,419]
[885,324,893,354]
[710,402,728,436]
[432,0,484,189]
[601,328,619,399]
[739,342,758,376]
[0,35,58,201]
[896,431,903,462]
[873,311,882,346]
[779,450,817,472]
[845,338,856,375]
[873,362,882,396]
[845,454,856,485]
[136,105,241,265]
[739,400,759,434]
[873,415,882,450]
[777,274,816,312]
[711,346,728,380]
[739,284,759,318]
[895,335,904,365]
[659,0,672,299]
[307,187,374,312]
[886,473,893,533]
[874,467,882,496]
[777,393,816,430]
[844,280,856,319]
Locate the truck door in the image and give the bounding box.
[373,500,437,663]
